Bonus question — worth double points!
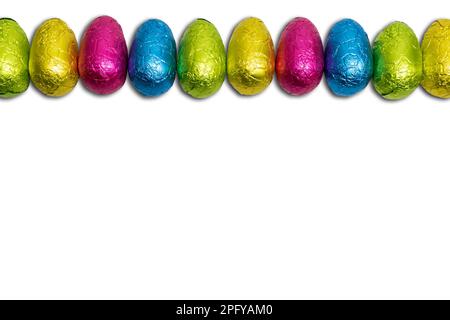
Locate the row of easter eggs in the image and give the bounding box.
[0,16,449,99]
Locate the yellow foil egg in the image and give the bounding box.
[29,18,78,97]
[422,19,450,99]
[227,17,275,96]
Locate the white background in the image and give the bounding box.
[1,0,449,299]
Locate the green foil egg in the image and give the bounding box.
[373,22,422,100]
[177,19,226,99]
[422,19,450,99]
[0,18,30,98]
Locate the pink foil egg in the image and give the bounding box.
[79,16,128,95]
[276,17,324,95]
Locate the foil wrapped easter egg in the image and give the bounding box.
[177,19,226,99]
[29,18,78,97]
[228,17,275,95]
[276,17,323,96]
[79,16,128,95]
[0,18,29,98]
[129,19,176,97]
[373,22,422,100]
[421,19,450,99]
[325,19,372,96]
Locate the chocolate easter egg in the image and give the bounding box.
[79,16,128,95]
[422,19,450,99]
[276,17,323,96]
[325,19,372,96]
[228,17,275,95]
[29,18,78,97]
[0,18,29,98]
[129,19,176,97]
[373,22,422,100]
[177,19,226,99]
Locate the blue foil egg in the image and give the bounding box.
[128,19,177,96]
[325,19,373,96]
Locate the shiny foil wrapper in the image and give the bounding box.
[325,19,372,97]
[79,16,128,95]
[228,17,275,95]
[129,19,176,97]
[0,18,29,98]
[373,22,422,100]
[422,19,450,99]
[177,19,226,99]
[29,18,78,97]
[276,17,323,96]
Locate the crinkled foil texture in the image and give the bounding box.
[276,17,323,96]
[325,19,372,96]
[177,19,226,99]
[373,22,422,100]
[29,18,78,97]
[0,18,29,98]
[228,17,274,96]
[129,19,176,97]
[79,16,128,95]
[422,19,450,99]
